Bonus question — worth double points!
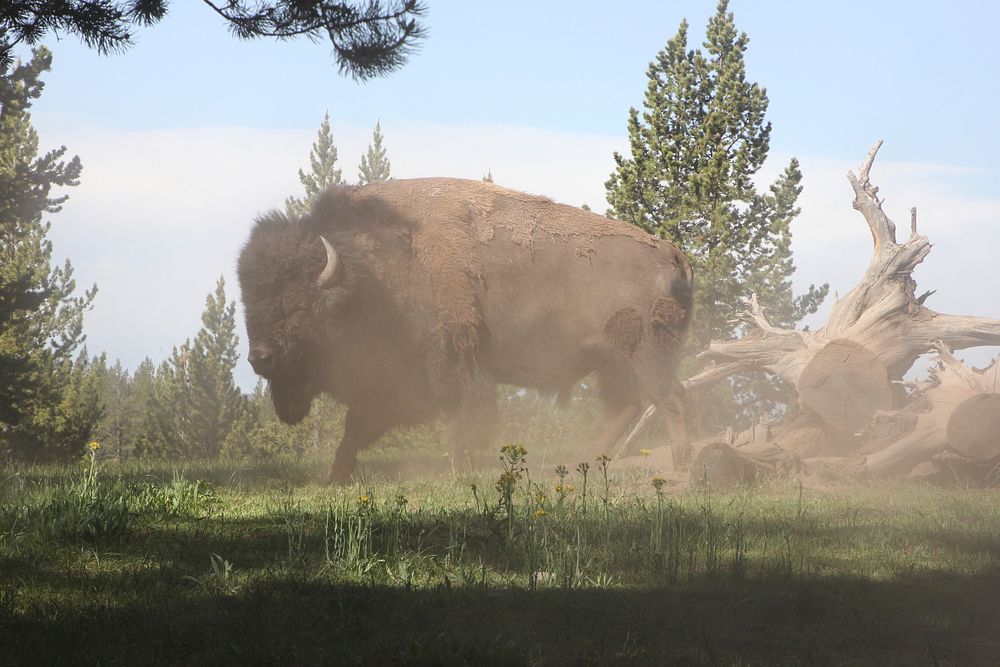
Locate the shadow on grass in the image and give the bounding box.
[5,499,999,590]
[2,569,999,666]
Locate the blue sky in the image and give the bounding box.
[26,0,1000,387]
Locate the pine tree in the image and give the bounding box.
[183,277,244,458]
[358,121,392,185]
[132,357,181,458]
[285,111,343,217]
[129,358,158,456]
[154,346,193,457]
[129,279,243,460]
[44,350,106,457]
[605,1,827,353]
[0,47,98,459]
[93,359,136,460]
[1,2,426,80]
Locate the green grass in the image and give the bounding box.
[1,451,999,665]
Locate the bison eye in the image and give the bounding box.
[248,348,276,376]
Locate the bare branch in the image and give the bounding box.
[737,293,782,333]
[683,361,756,391]
[917,311,1000,353]
[847,138,898,250]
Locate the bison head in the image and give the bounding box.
[237,212,349,424]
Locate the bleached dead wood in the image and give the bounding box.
[686,140,1000,433]
[864,344,1000,476]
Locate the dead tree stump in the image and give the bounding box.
[947,394,1000,460]
[864,344,1000,475]
[796,339,892,434]
[690,442,771,487]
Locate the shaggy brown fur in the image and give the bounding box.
[238,178,694,481]
[604,307,645,357]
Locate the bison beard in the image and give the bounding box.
[268,373,316,425]
[238,178,693,483]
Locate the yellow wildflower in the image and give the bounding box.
[640,448,652,458]
[501,443,528,459]
[533,508,547,518]
[88,441,101,451]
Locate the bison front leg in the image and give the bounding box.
[591,401,642,459]
[451,379,498,469]
[327,409,391,484]
[453,401,499,469]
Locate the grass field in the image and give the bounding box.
[1,447,999,665]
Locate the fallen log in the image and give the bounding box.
[864,343,1000,475]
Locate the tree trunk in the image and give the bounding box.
[864,344,1000,475]
[796,339,892,434]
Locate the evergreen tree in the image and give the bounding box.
[129,358,158,456]
[45,350,106,457]
[132,357,181,458]
[358,121,392,184]
[482,170,494,183]
[285,111,343,217]
[93,359,136,461]
[1,1,426,80]
[0,47,98,459]
[11,348,106,460]
[128,279,242,460]
[605,1,827,353]
[183,277,244,458]
[151,347,192,457]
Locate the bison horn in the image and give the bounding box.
[316,235,339,287]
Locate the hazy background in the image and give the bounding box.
[28,0,1000,388]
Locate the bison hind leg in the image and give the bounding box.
[588,359,643,460]
[632,350,691,468]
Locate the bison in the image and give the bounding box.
[238,178,693,482]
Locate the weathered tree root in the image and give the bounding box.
[669,141,1000,481]
[688,141,1000,420]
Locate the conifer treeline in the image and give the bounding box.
[80,277,348,461]
[0,54,394,461]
